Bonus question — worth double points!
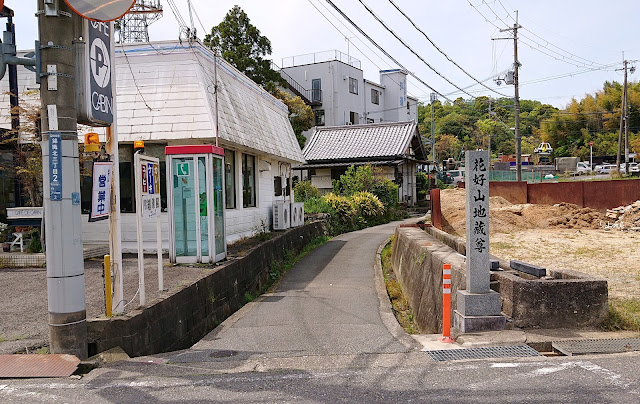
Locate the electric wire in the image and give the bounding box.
[324,0,450,101]
[306,0,419,100]
[386,0,509,98]
[356,0,475,98]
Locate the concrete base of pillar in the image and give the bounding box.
[457,289,502,316]
[49,310,88,360]
[454,310,506,333]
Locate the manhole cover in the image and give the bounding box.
[0,354,80,378]
[209,350,239,358]
[552,338,640,356]
[425,345,541,362]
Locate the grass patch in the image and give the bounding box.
[0,335,6,343]
[601,298,640,331]
[381,238,418,334]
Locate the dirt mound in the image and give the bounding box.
[440,188,604,236]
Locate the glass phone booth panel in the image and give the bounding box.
[165,145,226,264]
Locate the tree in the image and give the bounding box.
[271,88,314,149]
[204,6,282,86]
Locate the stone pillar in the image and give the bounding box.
[454,150,505,333]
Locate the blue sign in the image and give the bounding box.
[49,132,62,201]
[72,192,81,205]
[147,163,154,195]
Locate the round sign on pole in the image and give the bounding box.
[64,0,136,22]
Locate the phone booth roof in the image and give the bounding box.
[165,145,225,156]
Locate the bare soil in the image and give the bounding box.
[440,188,640,301]
[0,256,216,354]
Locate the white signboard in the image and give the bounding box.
[89,162,113,222]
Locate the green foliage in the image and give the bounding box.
[323,192,355,222]
[350,191,385,220]
[303,196,330,214]
[204,6,283,87]
[294,180,320,202]
[370,179,399,207]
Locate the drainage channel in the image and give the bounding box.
[424,338,640,362]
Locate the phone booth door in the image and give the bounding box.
[166,145,226,264]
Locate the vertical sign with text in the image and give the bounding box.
[89,162,113,221]
[465,150,490,293]
[49,132,62,201]
[135,155,161,220]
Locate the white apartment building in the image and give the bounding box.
[279,50,418,128]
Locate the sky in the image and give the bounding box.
[5,0,639,109]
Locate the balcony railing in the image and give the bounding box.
[281,50,361,69]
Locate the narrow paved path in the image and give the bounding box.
[184,218,418,362]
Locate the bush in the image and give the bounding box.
[294,180,320,202]
[323,193,354,223]
[371,178,399,207]
[350,191,385,220]
[416,172,429,192]
[304,196,330,214]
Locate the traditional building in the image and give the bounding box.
[296,121,427,206]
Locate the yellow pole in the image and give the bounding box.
[104,255,112,318]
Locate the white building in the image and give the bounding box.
[279,50,418,128]
[0,40,304,252]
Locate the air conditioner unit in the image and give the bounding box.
[290,202,304,227]
[273,201,290,230]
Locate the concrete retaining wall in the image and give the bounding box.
[393,226,609,331]
[87,222,327,358]
[391,227,465,333]
[496,269,608,328]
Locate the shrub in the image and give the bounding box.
[350,191,384,220]
[304,196,330,214]
[323,193,354,223]
[294,180,320,202]
[333,165,375,196]
[371,178,398,207]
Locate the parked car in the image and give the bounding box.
[576,161,591,175]
[594,164,615,174]
[447,170,465,185]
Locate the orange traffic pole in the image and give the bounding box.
[439,263,454,343]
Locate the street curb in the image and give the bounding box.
[374,236,422,351]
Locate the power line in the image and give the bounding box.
[386,0,509,98]
[324,0,451,101]
[356,0,475,98]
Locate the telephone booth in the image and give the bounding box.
[165,145,226,263]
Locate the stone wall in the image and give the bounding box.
[87,222,327,358]
[392,226,609,331]
[496,269,608,328]
[391,227,465,333]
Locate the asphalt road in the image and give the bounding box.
[1,218,640,402]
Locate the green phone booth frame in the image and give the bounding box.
[165,145,226,263]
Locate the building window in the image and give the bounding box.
[349,77,358,94]
[311,78,322,103]
[314,109,325,126]
[224,149,236,209]
[371,88,380,105]
[367,118,374,124]
[274,176,282,197]
[349,111,358,125]
[242,153,256,208]
[407,100,411,112]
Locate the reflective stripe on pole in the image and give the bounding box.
[439,263,454,343]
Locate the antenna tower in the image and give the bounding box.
[119,0,164,43]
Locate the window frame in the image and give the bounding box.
[371,88,380,105]
[314,109,325,126]
[242,153,256,208]
[349,77,358,94]
[224,149,236,209]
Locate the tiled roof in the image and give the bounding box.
[302,121,422,162]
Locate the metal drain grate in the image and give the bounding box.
[552,338,640,356]
[425,345,541,362]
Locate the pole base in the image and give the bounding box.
[438,336,455,343]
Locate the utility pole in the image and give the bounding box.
[617,59,628,173]
[488,99,493,155]
[430,92,436,165]
[38,0,87,359]
[500,11,521,181]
